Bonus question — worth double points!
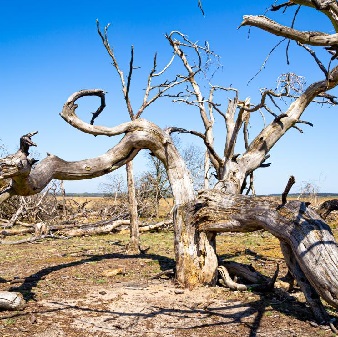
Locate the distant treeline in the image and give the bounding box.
[60,192,338,198]
[60,193,108,197]
[261,193,338,197]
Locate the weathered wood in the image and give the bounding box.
[0,291,26,310]
[174,203,218,288]
[0,219,172,241]
[59,220,130,237]
[191,190,338,311]
[1,227,34,236]
[218,265,247,291]
[139,220,172,232]
[280,241,330,323]
[126,161,140,253]
[317,199,338,219]
[222,260,271,284]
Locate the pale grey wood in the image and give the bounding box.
[0,291,25,310]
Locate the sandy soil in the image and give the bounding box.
[0,231,337,337]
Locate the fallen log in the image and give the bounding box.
[190,190,338,323]
[218,262,279,292]
[1,227,34,236]
[62,220,130,237]
[139,220,172,232]
[0,218,31,228]
[222,260,271,284]
[0,217,173,242]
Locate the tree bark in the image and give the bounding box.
[189,190,338,311]
[60,220,130,237]
[126,161,140,253]
[174,203,218,288]
[280,241,330,323]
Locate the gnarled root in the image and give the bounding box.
[218,262,279,292]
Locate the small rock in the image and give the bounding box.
[174,289,184,294]
[29,314,37,324]
[101,268,124,277]
[99,291,107,295]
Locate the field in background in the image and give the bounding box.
[59,194,338,226]
[58,195,175,221]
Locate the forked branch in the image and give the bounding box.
[97,20,182,121]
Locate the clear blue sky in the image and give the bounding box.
[1,1,337,195]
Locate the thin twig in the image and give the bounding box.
[286,5,301,65]
[247,38,286,85]
[297,42,328,77]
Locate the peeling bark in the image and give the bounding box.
[191,190,338,312]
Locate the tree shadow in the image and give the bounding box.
[2,235,318,337]
[5,244,318,337]
[1,285,314,337]
[9,251,174,301]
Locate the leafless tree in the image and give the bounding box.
[96,20,183,253]
[1,1,338,324]
[136,144,204,218]
[0,181,61,228]
[297,180,320,206]
[136,154,172,219]
[99,173,130,219]
[181,144,205,191]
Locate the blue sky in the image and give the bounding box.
[1,1,337,195]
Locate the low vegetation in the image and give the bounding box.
[0,196,337,336]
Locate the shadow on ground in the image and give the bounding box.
[3,248,325,337]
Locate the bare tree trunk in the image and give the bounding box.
[126,161,140,253]
[280,241,330,323]
[60,180,67,218]
[174,203,218,288]
[203,151,210,189]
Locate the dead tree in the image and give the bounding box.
[1,88,338,322]
[1,1,338,323]
[96,21,182,253]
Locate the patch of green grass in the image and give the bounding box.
[4,318,16,326]
[264,310,273,317]
[94,278,106,284]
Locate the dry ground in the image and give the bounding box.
[0,198,337,336]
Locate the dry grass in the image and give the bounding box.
[1,227,337,336]
[1,195,337,336]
